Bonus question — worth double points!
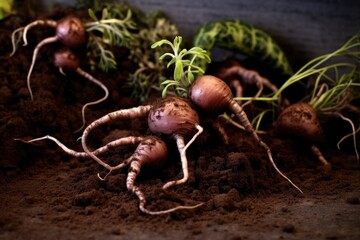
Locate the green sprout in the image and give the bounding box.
[126,15,179,102]
[151,36,211,97]
[85,7,136,71]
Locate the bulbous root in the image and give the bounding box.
[73,68,110,132]
[229,100,303,194]
[27,36,59,100]
[162,124,204,190]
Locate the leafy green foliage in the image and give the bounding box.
[126,15,179,102]
[85,6,136,71]
[151,36,211,97]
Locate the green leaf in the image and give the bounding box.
[0,0,13,13]
[102,8,108,19]
[161,81,179,97]
[88,8,98,21]
[160,79,177,86]
[166,58,176,68]
[152,35,211,98]
[159,53,174,61]
[173,36,182,48]
[151,39,171,48]
[174,60,183,81]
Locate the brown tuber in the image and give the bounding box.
[11,17,87,100]
[189,75,303,193]
[53,49,109,132]
[276,102,331,173]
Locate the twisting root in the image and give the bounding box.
[217,64,278,106]
[335,113,359,162]
[162,125,204,190]
[22,19,57,46]
[229,100,303,193]
[74,68,109,132]
[14,135,143,169]
[311,145,332,175]
[10,27,25,57]
[27,36,59,100]
[127,154,203,215]
[81,105,152,169]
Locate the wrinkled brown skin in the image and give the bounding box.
[56,17,87,48]
[148,96,200,138]
[276,102,324,144]
[133,136,168,170]
[53,49,80,71]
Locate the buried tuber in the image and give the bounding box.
[276,102,331,173]
[16,135,202,215]
[53,49,109,131]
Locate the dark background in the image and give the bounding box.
[21,0,360,69]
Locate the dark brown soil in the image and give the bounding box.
[1,9,359,240]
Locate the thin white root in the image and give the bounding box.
[162,125,203,190]
[335,113,359,162]
[97,170,112,181]
[22,19,57,46]
[10,27,25,57]
[140,201,204,215]
[97,154,134,180]
[74,67,110,133]
[14,135,143,170]
[219,64,278,107]
[229,100,303,193]
[264,142,303,194]
[27,36,58,100]
[58,67,66,76]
